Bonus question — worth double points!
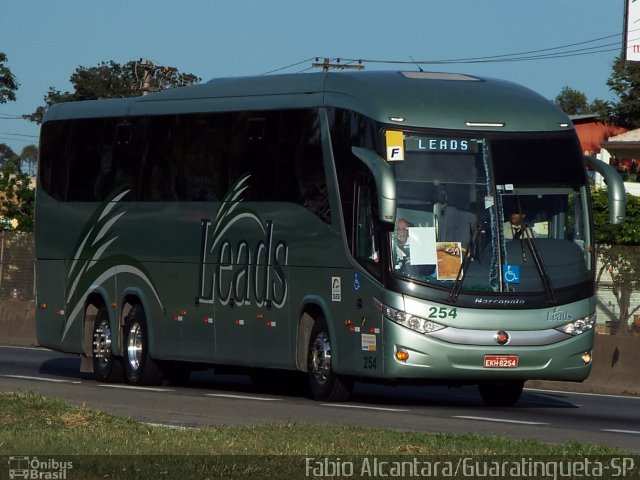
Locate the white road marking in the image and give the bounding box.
[454,415,548,425]
[602,429,640,435]
[321,403,409,412]
[145,422,192,430]
[0,345,46,351]
[526,388,640,401]
[0,374,80,384]
[98,384,173,392]
[205,393,280,401]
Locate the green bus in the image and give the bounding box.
[35,71,625,406]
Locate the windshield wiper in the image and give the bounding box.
[448,223,481,303]
[521,228,557,304]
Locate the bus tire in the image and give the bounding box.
[478,380,524,407]
[123,304,163,386]
[92,306,123,383]
[307,317,352,402]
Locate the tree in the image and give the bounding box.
[555,86,590,115]
[0,144,20,173]
[18,145,37,176]
[592,187,640,335]
[0,164,34,232]
[0,52,18,105]
[554,86,610,117]
[29,60,201,124]
[0,54,21,171]
[607,55,640,129]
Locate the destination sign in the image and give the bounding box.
[405,136,478,154]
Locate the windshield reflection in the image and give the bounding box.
[388,133,591,295]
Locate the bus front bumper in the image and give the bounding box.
[383,321,594,382]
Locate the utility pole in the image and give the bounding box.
[311,58,364,72]
[141,59,153,96]
[136,58,178,95]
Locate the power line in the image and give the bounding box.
[413,31,625,64]
[0,137,35,144]
[265,30,627,75]
[0,132,38,139]
[261,57,316,75]
[340,37,624,66]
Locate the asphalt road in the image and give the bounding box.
[1,345,639,454]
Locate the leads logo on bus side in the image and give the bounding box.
[196,174,289,308]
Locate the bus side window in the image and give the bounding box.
[279,109,330,223]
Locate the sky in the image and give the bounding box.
[0,0,628,154]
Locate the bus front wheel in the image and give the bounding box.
[91,306,123,383]
[123,305,163,386]
[307,317,352,402]
[478,380,524,407]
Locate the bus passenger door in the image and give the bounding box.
[350,178,385,377]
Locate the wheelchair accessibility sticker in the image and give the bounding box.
[503,264,520,284]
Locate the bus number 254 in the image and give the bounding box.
[428,307,457,319]
[363,356,377,370]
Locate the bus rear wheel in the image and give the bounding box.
[478,380,524,406]
[123,305,163,386]
[92,306,123,382]
[307,317,352,402]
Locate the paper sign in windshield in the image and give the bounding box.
[408,227,437,265]
[436,242,463,281]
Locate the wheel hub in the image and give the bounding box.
[126,322,143,371]
[93,319,112,364]
[310,332,331,385]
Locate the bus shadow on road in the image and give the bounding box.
[37,356,578,409]
[39,356,93,381]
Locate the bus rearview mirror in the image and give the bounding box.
[351,146,397,226]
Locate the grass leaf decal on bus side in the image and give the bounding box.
[209,173,265,253]
[62,189,162,340]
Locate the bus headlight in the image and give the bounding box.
[382,304,446,334]
[555,314,596,335]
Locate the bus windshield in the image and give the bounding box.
[388,132,591,294]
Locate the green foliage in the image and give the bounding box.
[591,187,640,245]
[19,144,37,176]
[0,143,21,173]
[592,187,640,334]
[0,166,34,232]
[0,52,18,105]
[29,59,201,124]
[554,86,609,117]
[555,86,588,115]
[607,55,640,128]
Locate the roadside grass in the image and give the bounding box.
[0,391,634,479]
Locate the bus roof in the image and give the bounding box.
[43,70,571,133]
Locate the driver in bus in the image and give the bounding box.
[393,218,412,270]
[504,208,535,240]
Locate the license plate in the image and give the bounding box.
[484,355,519,368]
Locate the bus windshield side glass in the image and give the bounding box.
[387,132,591,294]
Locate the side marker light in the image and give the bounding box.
[395,349,409,362]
